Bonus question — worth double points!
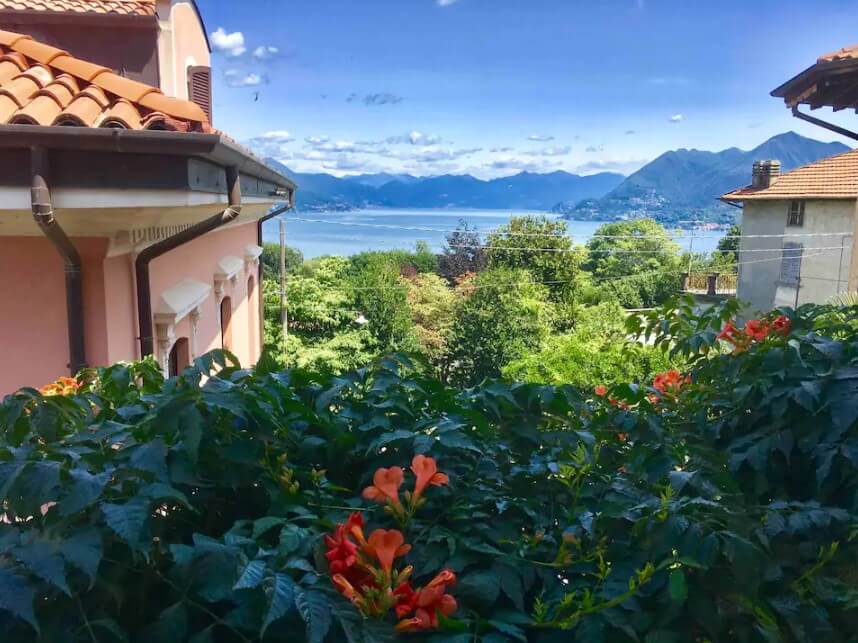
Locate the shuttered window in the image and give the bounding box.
[780,242,803,284]
[187,66,212,122]
[787,200,805,227]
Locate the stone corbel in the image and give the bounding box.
[214,255,244,301]
[154,279,212,374]
[244,244,264,272]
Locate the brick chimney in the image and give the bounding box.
[752,160,781,188]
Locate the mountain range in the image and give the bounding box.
[266,159,624,212]
[265,132,852,225]
[558,132,851,225]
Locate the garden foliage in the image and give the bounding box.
[2,301,857,642]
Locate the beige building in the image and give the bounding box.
[722,153,857,313]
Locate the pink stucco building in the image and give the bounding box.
[0,0,295,394]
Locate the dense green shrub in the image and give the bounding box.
[3,301,858,642]
[502,302,676,386]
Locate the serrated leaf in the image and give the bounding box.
[128,439,168,481]
[488,620,528,642]
[102,499,150,550]
[262,573,297,636]
[234,559,266,590]
[90,618,128,642]
[295,589,333,643]
[59,528,102,583]
[60,468,111,516]
[0,568,38,632]
[12,538,70,596]
[188,625,215,643]
[253,516,286,539]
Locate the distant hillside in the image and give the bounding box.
[265,158,624,212]
[556,132,851,225]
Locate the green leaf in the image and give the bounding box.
[457,570,501,610]
[128,438,168,481]
[0,568,38,632]
[669,569,688,603]
[295,589,333,643]
[234,559,267,590]
[188,625,216,643]
[59,528,102,583]
[139,601,188,643]
[262,573,297,636]
[12,537,70,596]
[102,499,150,550]
[60,468,111,516]
[253,516,286,539]
[488,620,528,642]
[90,618,129,642]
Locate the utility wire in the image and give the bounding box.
[278,247,840,294]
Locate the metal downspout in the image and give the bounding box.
[135,166,242,358]
[30,147,87,375]
[255,195,295,352]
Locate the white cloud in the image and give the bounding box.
[668,113,684,123]
[574,158,649,175]
[211,28,246,57]
[585,144,605,153]
[523,146,571,157]
[528,134,555,142]
[253,45,280,60]
[386,131,442,146]
[490,147,514,153]
[224,70,265,87]
[305,136,330,145]
[262,130,293,141]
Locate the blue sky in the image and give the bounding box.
[198,0,858,178]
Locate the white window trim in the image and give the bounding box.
[154,279,211,374]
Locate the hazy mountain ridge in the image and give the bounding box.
[265,158,624,212]
[555,132,851,225]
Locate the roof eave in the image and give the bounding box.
[0,124,296,192]
[0,8,158,27]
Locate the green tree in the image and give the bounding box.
[438,220,488,282]
[348,242,438,277]
[351,256,418,354]
[503,301,676,387]
[406,273,457,378]
[585,219,682,308]
[486,215,585,306]
[448,268,553,385]
[261,242,303,275]
[713,223,740,266]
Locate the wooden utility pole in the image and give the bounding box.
[848,200,858,293]
[279,217,288,337]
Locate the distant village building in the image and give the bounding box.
[0,0,295,393]
[722,43,858,313]
[722,154,857,312]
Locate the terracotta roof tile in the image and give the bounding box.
[723,148,858,201]
[818,44,858,63]
[0,0,156,17]
[0,29,210,131]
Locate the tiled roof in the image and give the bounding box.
[723,148,858,201]
[0,29,210,131]
[818,44,858,63]
[0,0,155,16]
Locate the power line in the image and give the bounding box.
[278,246,841,294]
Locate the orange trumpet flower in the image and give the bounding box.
[365,529,411,573]
[362,466,405,508]
[411,455,449,501]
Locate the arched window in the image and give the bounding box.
[220,297,233,351]
[168,338,190,377]
[247,276,256,356]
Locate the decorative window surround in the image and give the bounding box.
[154,279,211,374]
[214,255,244,300]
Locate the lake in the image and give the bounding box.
[262,208,725,259]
